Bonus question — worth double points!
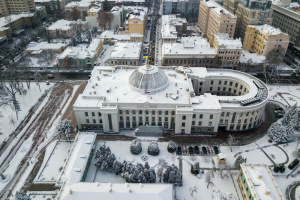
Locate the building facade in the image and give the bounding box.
[271,3,300,47]
[0,0,36,17]
[223,0,239,14]
[34,0,63,16]
[209,33,242,69]
[124,7,147,35]
[235,0,273,41]
[198,0,237,39]
[243,24,289,59]
[73,65,268,134]
[238,163,285,200]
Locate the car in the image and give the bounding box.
[276,113,284,118]
[213,146,219,154]
[47,74,54,79]
[29,76,34,80]
[202,147,207,154]
[79,69,84,72]
[194,146,199,154]
[189,146,194,154]
[288,159,299,170]
[275,107,283,111]
[46,81,50,85]
[176,146,182,155]
[274,110,284,114]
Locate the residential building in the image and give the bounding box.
[223,0,240,14]
[197,0,237,39]
[0,13,40,39]
[46,19,88,38]
[161,14,191,44]
[103,0,145,11]
[65,1,99,13]
[124,7,148,35]
[86,6,101,28]
[235,0,273,41]
[238,163,285,200]
[209,33,242,69]
[107,42,142,65]
[73,65,268,133]
[162,37,217,67]
[239,50,266,72]
[34,0,63,16]
[57,38,103,67]
[100,30,143,43]
[36,6,47,20]
[0,0,36,17]
[25,41,67,54]
[271,2,300,47]
[243,24,289,59]
[162,0,200,22]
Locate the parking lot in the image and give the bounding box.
[176,145,220,156]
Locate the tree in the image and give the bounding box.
[62,56,72,68]
[163,164,182,184]
[97,10,114,30]
[228,135,235,152]
[66,7,81,21]
[234,155,246,169]
[87,30,92,43]
[148,141,160,156]
[34,70,42,92]
[130,139,142,155]
[167,140,177,153]
[15,192,31,200]
[205,170,214,188]
[56,119,74,141]
[76,28,82,43]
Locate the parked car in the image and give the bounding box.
[213,146,219,154]
[189,146,194,154]
[46,81,50,85]
[176,146,182,155]
[47,74,54,79]
[202,147,207,154]
[275,107,283,111]
[288,159,299,170]
[194,146,199,154]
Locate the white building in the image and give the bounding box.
[108,42,142,65]
[65,0,97,12]
[238,163,285,200]
[55,132,174,200]
[100,30,143,43]
[162,37,217,67]
[73,65,268,134]
[25,41,67,54]
[46,19,88,38]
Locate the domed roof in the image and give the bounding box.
[128,65,169,94]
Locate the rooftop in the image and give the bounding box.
[213,33,242,49]
[162,37,216,57]
[0,13,34,29]
[204,1,236,18]
[249,24,287,36]
[100,30,143,41]
[124,7,148,23]
[241,163,285,200]
[161,15,187,39]
[240,50,266,64]
[47,20,74,31]
[26,42,67,52]
[65,1,93,9]
[109,42,142,59]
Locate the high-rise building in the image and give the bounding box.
[223,0,239,14]
[197,0,237,39]
[0,0,36,17]
[243,24,289,60]
[271,2,300,47]
[234,0,273,41]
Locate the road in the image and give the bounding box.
[0,82,77,199]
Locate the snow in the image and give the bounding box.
[0,13,34,29]
[206,1,236,18]
[240,50,266,64]
[0,134,33,192]
[124,7,148,23]
[0,82,52,145]
[213,33,242,49]
[161,15,186,39]
[34,141,73,184]
[268,85,300,107]
[46,20,75,31]
[26,42,67,52]
[248,24,286,36]
[109,42,142,59]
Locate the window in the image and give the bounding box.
[139,117,142,121]
[182,116,186,120]
[219,81,221,85]
[172,111,175,115]
[230,82,233,86]
[226,113,229,117]
[92,112,95,116]
[159,117,162,121]
[182,122,185,127]
[210,114,213,119]
[193,114,196,118]
[126,110,129,114]
[85,112,88,116]
[119,110,122,114]
[152,111,155,114]
[235,83,238,87]
[165,111,168,115]
[86,119,90,123]
[224,81,227,85]
[208,122,212,126]
[152,117,155,121]
[159,111,162,115]
[133,111,136,114]
[199,114,203,119]
[192,121,195,125]
[211,80,214,84]
[98,112,101,116]
[139,110,142,114]
[165,117,168,121]
[210,87,213,91]
[93,119,96,123]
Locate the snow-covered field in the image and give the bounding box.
[34,141,73,184]
[268,85,300,107]
[0,82,52,144]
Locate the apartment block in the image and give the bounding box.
[162,0,200,21]
[243,24,289,59]
[124,7,147,35]
[272,2,300,47]
[0,0,36,17]
[235,0,273,41]
[46,19,88,38]
[223,0,239,14]
[34,0,64,16]
[198,0,237,39]
[209,33,242,69]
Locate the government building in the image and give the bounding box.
[73,65,268,134]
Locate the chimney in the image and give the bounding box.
[257,173,262,179]
[265,189,271,195]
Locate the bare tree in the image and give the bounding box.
[34,70,42,92]
[228,134,235,152]
[97,10,114,30]
[205,170,214,188]
[66,8,81,21]
[9,115,16,126]
[62,56,72,68]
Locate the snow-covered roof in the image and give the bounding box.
[59,38,102,59]
[162,37,216,58]
[59,182,174,200]
[240,50,266,64]
[161,15,187,39]
[0,13,34,29]
[218,153,226,159]
[88,6,101,13]
[26,42,67,51]
[249,24,287,36]
[56,132,96,186]
[100,31,143,41]
[124,7,148,23]
[204,1,236,18]
[212,33,242,49]
[47,20,74,31]
[65,1,92,9]
[109,42,142,59]
[240,163,285,200]
[73,66,269,109]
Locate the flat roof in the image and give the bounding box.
[109,42,142,59]
[161,15,187,39]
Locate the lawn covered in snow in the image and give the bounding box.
[268,85,300,107]
[0,82,52,144]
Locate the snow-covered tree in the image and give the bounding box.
[163,164,182,185]
[56,119,74,141]
[205,170,214,188]
[112,160,123,175]
[268,121,294,143]
[167,140,177,153]
[148,141,160,156]
[130,139,142,155]
[15,192,31,200]
[234,155,246,169]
